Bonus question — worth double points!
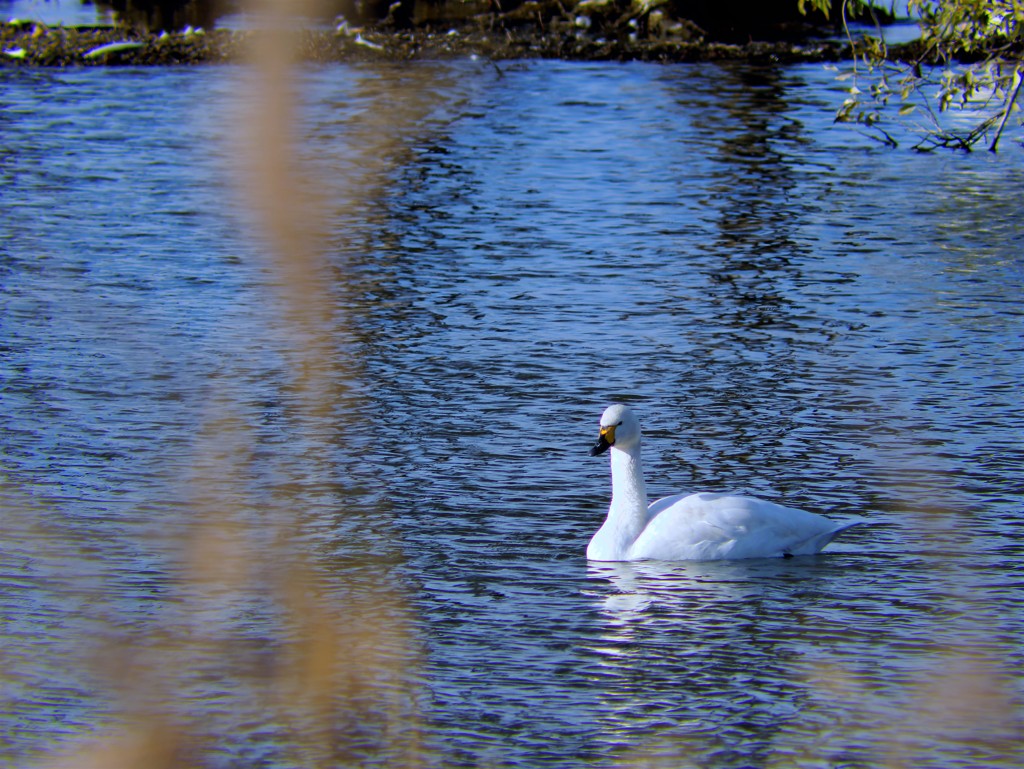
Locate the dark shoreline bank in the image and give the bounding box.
[1,20,923,66]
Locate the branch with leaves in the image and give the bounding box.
[825,0,1024,150]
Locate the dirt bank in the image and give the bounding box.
[0,17,873,66]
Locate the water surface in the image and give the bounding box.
[1,61,1022,768]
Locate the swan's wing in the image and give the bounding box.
[633,493,848,561]
[633,493,747,560]
[645,492,692,521]
[646,490,741,521]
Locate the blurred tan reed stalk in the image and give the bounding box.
[31,1,432,767]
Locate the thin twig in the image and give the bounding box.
[842,0,857,81]
[989,65,1024,152]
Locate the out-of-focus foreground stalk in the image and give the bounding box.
[33,1,431,766]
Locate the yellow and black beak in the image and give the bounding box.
[589,423,617,456]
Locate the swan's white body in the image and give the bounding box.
[587,404,857,562]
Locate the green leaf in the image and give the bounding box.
[84,42,145,59]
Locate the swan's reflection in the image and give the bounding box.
[585,557,805,622]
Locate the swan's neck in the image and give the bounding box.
[610,442,648,525]
[588,442,649,560]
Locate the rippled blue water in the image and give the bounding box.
[1,61,1022,768]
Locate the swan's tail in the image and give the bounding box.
[791,521,862,556]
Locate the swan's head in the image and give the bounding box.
[589,403,641,456]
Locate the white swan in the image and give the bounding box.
[587,404,858,562]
